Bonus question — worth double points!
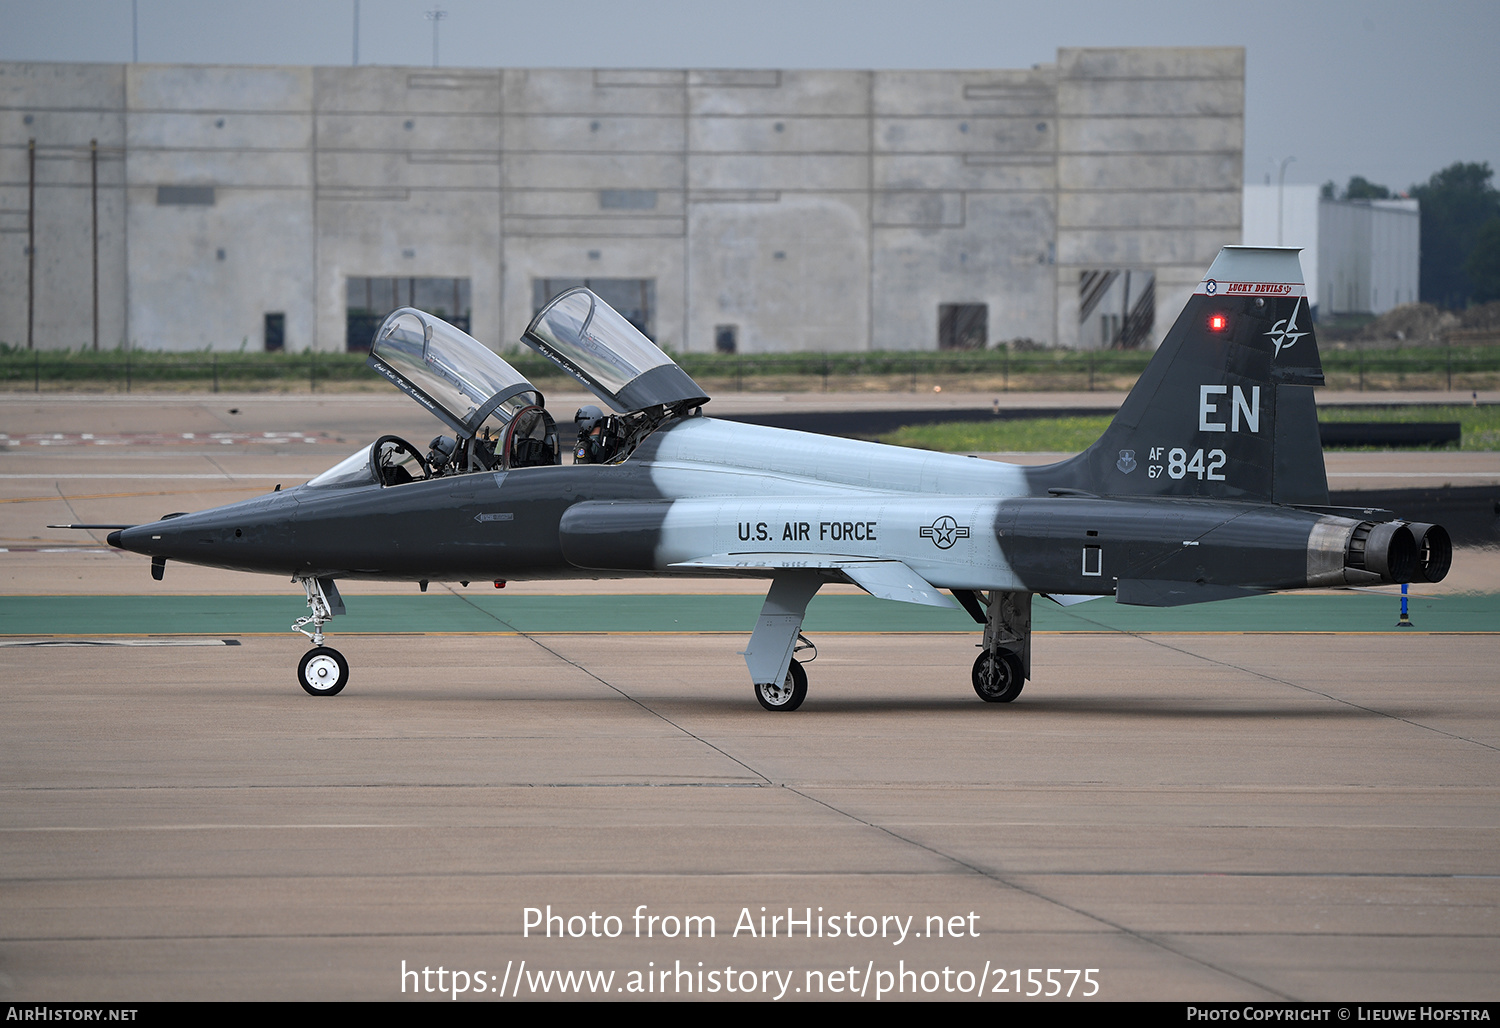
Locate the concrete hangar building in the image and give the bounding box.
[1,48,1243,356]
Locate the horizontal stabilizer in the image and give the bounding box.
[1115,579,1266,607]
[671,554,956,608]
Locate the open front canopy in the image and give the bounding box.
[368,308,543,439]
[523,288,709,413]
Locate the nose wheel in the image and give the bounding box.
[298,646,349,696]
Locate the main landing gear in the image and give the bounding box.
[743,575,1036,711]
[745,573,823,713]
[969,590,1032,704]
[293,576,348,696]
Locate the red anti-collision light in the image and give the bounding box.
[1208,313,1229,332]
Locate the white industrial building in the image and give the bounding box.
[3,49,1245,354]
[1242,184,1419,317]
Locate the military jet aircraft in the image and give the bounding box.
[93,246,1451,710]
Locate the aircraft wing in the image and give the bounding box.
[670,554,957,609]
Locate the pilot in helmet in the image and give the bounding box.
[574,405,622,465]
[574,405,604,464]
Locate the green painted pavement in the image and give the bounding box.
[0,591,1494,636]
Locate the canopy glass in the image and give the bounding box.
[523,288,708,413]
[368,308,542,439]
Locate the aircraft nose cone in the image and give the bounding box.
[112,523,159,556]
[109,491,301,572]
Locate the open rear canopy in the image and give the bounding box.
[523,288,709,413]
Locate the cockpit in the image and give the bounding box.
[306,289,710,491]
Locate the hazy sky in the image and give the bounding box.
[3,0,1496,193]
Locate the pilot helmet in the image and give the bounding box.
[575,405,604,432]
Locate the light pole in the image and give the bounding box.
[426,9,447,68]
[1277,155,1296,246]
[352,0,359,66]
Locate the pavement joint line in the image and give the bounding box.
[1059,609,1500,755]
[452,579,1293,1000]
[414,582,1290,997]
[1158,635,1500,753]
[52,481,91,544]
[439,582,775,788]
[771,787,1290,999]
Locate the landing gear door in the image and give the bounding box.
[522,288,710,413]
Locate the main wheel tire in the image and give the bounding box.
[755,659,808,712]
[972,649,1024,703]
[298,646,349,696]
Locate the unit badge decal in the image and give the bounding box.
[1117,449,1137,474]
[1265,297,1307,360]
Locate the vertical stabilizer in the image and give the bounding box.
[1032,247,1328,505]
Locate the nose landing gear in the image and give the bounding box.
[293,576,348,696]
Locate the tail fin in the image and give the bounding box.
[1037,246,1328,505]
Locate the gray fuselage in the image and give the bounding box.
[114,415,1346,600]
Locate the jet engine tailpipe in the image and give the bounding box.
[1405,522,1452,583]
[1348,521,1417,583]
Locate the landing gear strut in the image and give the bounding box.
[972,590,1031,704]
[293,576,348,696]
[744,572,822,712]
